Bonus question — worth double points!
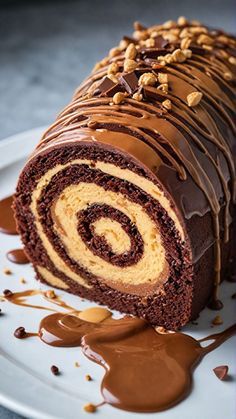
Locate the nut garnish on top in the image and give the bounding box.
[89,17,235,105]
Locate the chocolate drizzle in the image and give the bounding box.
[30,22,236,304]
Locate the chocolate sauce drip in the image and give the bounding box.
[0,195,18,235]
[6,249,29,264]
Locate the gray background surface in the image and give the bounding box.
[0,0,235,417]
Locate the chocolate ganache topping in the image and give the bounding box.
[13,17,236,329]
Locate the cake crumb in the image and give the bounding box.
[74,361,80,368]
[85,374,92,381]
[45,290,56,299]
[51,365,60,376]
[3,268,12,275]
[83,403,97,413]
[20,277,26,284]
[211,315,223,326]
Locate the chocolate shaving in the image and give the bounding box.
[213,365,228,380]
[119,72,139,94]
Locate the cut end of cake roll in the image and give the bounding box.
[14,136,192,330]
[14,17,236,329]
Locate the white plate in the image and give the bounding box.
[0,128,235,419]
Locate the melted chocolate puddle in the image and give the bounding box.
[6,249,29,264]
[0,195,18,235]
[3,290,236,413]
[39,312,236,413]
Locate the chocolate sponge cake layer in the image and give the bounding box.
[14,19,235,329]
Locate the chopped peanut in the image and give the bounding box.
[177,16,188,26]
[125,43,137,60]
[112,92,126,104]
[162,99,172,110]
[180,37,191,50]
[158,73,168,84]
[138,72,157,86]
[223,71,233,81]
[187,91,203,107]
[123,59,138,72]
[132,92,143,101]
[229,56,236,65]
[107,62,119,75]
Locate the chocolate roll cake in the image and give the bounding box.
[14,18,236,329]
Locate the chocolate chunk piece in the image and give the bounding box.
[51,365,60,375]
[104,83,123,97]
[123,35,137,45]
[95,77,116,96]
[190,43,206,55]
[119,72,139,94]
[213,365,229,380]
[153,35,169,49]
[140,48,169,60]
[14,326,26,339]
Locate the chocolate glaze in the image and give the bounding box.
[5,288,236,413]
[6,249,29,264]
[0,195,17,235]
